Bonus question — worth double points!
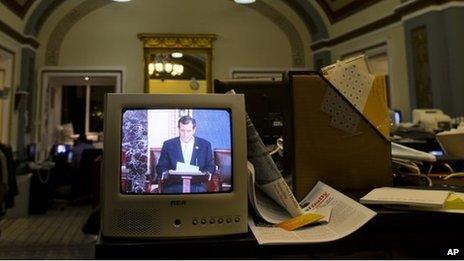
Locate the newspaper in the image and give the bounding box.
[245,112,303,218]
[247,161,332,224]
[249,181,376,245]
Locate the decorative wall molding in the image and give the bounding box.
[24,0,66,37]
[138,34,217,49]
[285,0,329,42]
[45,0,112,66]
[248,1,305,67]
[0,19,39,48]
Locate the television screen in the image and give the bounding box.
[120,108,232,194]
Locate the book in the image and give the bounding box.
[360,187,450,208]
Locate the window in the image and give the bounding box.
[61,85,114,135]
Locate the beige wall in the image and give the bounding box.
[36,0,309,94]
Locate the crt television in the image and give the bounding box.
[102,93,248,238]
[214,79,285,145]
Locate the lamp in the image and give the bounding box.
[148,54,184,77]
[234,0,255,4]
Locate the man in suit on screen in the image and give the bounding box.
[156,115,215,193]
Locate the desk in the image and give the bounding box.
[95,207,464,259]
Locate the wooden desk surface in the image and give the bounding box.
[95,207,464,259]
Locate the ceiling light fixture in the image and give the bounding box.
[148,54,184,77]
[234,0,256,4]
[171,52,183,58]
[112,0,131,2]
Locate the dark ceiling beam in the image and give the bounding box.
[315,0,382,24]
[0,0,36,19]
[0,19,39,48]
[283,0,329,41]
[311,0,456,51]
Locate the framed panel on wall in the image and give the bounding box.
[138,34,216,94]
[411,26,433,108]
[0,69,4,140]
[0,46,15,143]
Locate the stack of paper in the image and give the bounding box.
[360,187,464,213]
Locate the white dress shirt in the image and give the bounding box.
[181,137,195,165]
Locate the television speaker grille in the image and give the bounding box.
[112,209,160,236]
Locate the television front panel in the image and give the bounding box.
[101,94,248,238]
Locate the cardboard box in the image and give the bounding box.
[284,72,392,201]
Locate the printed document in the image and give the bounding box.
[249,181,376,245]
[175,162,199,173]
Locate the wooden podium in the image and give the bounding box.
[160,171,210,193]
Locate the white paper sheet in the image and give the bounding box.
[175,161,199,172]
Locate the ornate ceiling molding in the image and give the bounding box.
[285,0,328,42]
[138,34,217,49]
[315,0,382,24]
[0,0,36,19]
[310,0,458,51]
[24,0,65,37]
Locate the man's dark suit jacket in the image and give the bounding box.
[156,137,216,176]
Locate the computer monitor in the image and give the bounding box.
[394,110,402,124]
[26,143,36,161]
[101,93,248,238]
[214,79,285,145]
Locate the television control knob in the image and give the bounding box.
[192,219,198,225]
[226,217,232,223]
[209,218,215,224]
[234,217,241,223]
[218,218,224,224]
[201,218,207,225]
